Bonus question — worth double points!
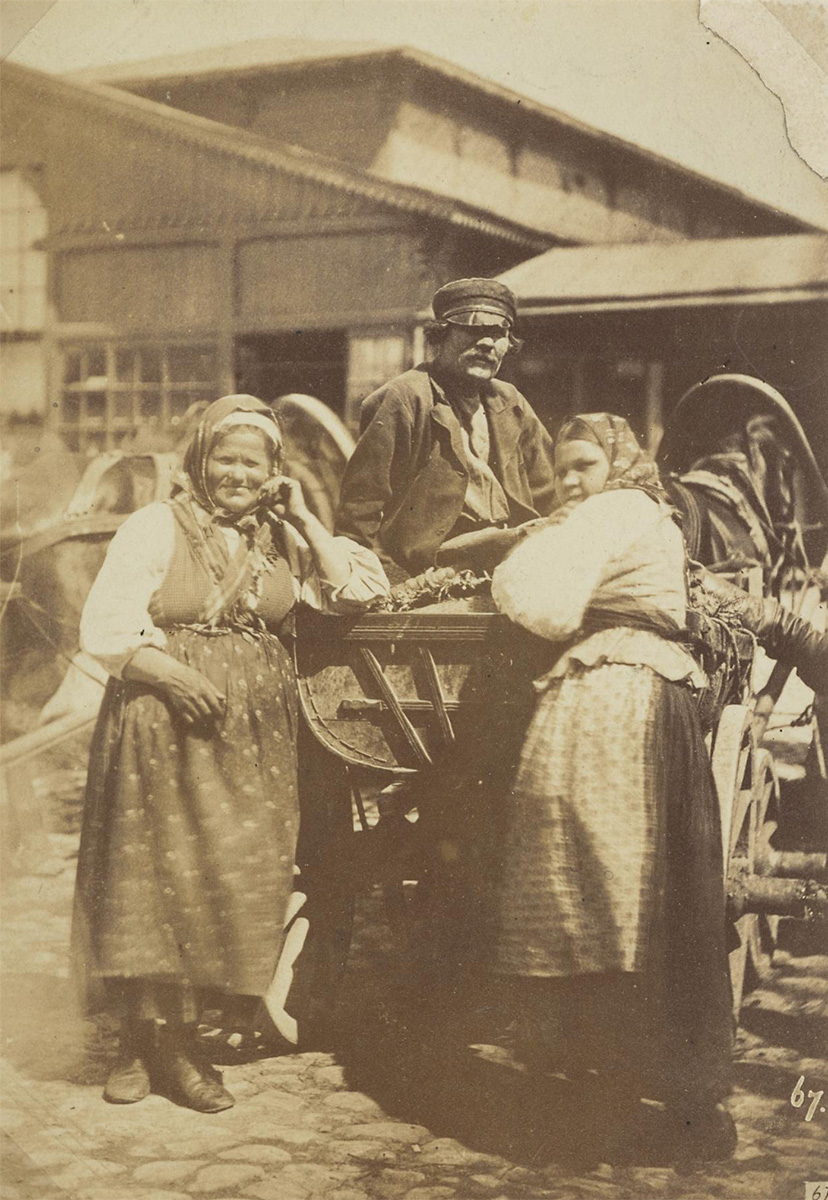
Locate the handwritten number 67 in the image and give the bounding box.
[790,1075,824,1121]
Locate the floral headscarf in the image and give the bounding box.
[180,393,283,517]
[557,412,665,500]
[539,412,667,530]
[169,395,286,626]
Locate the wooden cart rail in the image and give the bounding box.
[294,608,547,773]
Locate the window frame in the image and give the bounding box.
[58,339,220,453]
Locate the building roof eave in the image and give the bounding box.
[4,61,554,253]
[497,234,828,313]
[516,287,828,317]
[66,40,822,234]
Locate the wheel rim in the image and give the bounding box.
[714,710,780,1018]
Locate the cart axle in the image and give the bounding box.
[755,821,828,883]
[728,863,828,920]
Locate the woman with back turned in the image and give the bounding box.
[490,413,735,1164]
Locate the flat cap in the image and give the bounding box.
[432,278,516,327]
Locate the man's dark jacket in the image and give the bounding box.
[335,364,557,574]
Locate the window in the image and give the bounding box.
[0,169,47,333]
[59,342,218,452]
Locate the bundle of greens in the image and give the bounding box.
[374,566,489,612]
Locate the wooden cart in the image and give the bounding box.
[295,374,828,1019]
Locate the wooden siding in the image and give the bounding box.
[105,53,807,247]
[1,73,388,239]
[253,73,395,170]
[56,245,222,330]
[237,230,429,326]
[379,99,682,244]
[0,65,551,430]
[136,64,400,174]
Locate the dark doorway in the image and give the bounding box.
[236,330,348,415]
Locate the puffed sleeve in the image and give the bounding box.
[491,490,654,641]
[79,502,175,677]
[280,522,389,613]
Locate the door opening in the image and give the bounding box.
[236,331,348,415]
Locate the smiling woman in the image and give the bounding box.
[205,427,276,514]
[72,393,388,1114]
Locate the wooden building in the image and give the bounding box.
[1,45,815,453]
[495,234,828,463]
[76,41,808,248]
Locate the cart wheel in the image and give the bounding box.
[712,707,779,1018]
[746,750,780,983]
[273,393,355,532]
[712,706,753,1018]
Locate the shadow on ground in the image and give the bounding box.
[331,974,677,1170]
[739,1002,828,1059]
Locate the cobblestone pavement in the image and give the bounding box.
[1,759,826,1200]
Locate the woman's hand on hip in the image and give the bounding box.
[123,648,225,726]
[160,661,226,725]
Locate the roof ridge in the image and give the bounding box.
[63,37,815,229]
[68,37,395,83]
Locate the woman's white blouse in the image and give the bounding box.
[491,489,707,688]
[80,502,389,678]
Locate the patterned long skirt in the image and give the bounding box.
[72,627,299,1017]
[491,662,733,1106]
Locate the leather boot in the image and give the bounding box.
[103,1020,153,1104]
[151,1024,235,1113]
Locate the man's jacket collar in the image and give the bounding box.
[426,365,523,484]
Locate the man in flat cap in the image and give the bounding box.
[336,278,556,577]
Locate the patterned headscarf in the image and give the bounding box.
[181,394,283,518]
[557,412,665,500]
[170,395,286,626]
[543,412,667,529]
